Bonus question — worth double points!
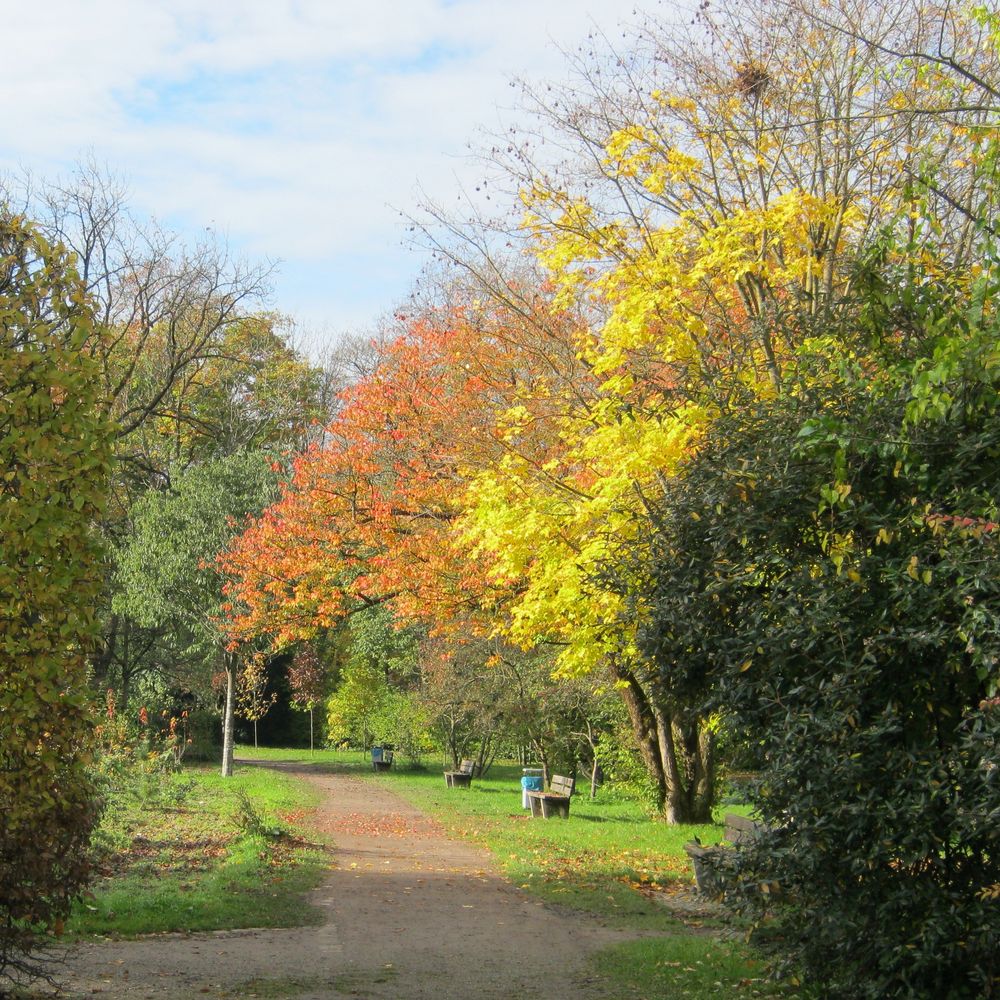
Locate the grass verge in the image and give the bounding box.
[235,747,785,999]
[67,762,330,938]
[592,936,777,998]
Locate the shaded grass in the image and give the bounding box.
[67,763,329,938]
[592,937,779,998]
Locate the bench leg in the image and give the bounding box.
[539,797,570,819]
[528,795,543,818]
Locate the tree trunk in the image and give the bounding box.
[253,718,258,749]
[613,662,668,812]
[532,740,550,786]
[309,706,314,753]
[221,651,237,778]
[612,659,715,823]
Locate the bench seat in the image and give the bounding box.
[684,813,770,896]
[444,758,476,788]
[526,774,574,818]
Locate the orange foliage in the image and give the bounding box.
[221,299,596,647]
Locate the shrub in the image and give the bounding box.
[0,215,111,984]
[639,299,1000,996]
[594,727,661,811]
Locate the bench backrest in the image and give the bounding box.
[459,759,475,775]
[549,774,574,796]
[724,812,764,845]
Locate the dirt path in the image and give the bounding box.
[40,762,633,999]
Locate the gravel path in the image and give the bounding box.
[37,762,632,999]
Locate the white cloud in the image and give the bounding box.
[2,0,648,344]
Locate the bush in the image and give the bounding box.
[231,789,285,840]
[0,215,111,984]
[639,306,1000,996]
[594,727,661,811]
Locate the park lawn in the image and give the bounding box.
[237,747,783,999]
[65,762,330,938]
[235,745,733,923]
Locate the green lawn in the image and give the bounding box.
[234,747,786,998]
[67,762,330,938]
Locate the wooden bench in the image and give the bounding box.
[526,774,574,818]
[684,813,768,896]
[444,759,476,788]
[723,812,762,846]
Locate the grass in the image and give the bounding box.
[74,744,785,998]
[234,746,785,999]
[592,936,778,998]
[67,762,330,938]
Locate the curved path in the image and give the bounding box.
[44,762,631,999]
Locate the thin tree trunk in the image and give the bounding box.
[221,650,237,778]
[253,718,258,749]
[309,706,314,753]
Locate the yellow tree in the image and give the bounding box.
[454,0,998,820]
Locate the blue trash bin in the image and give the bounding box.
[521,769,544,809]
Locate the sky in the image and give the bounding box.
[4,1,649,351]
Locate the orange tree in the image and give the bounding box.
[0,214,111,984]
[220,297,621,764]
[220,296,596,645]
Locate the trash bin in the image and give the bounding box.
[371,745,394,771]
[521,768,544,809]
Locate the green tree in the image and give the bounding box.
[0,214,111,983]
[6,166,339,716]
[114,452,278,776]
[325,606,421,751]
[633,267,1000,994]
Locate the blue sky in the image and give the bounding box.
[4,0,646,352]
